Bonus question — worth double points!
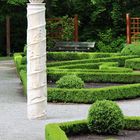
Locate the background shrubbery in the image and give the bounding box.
[2,1,140,55]
[121,43,140,55]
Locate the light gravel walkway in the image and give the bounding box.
[0,60,140,140]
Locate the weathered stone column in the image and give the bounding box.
[27,0,47,120]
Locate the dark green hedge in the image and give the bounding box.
[125,58,140,70]
[19,70,27,95]
[47,52,119,61]
[21,56,27,65]
[19,65,26,71]
[54,62,102,69]
[47,55,139,67]
[45,116,140,140]
[48,72,140,83]
[15,70,140,103]
[125,116,140,130]
[14,52,118,64]
[60,120,88,135]
[48,68,133,73]
[50,61,132,72]
[13,53,23,74]
[99,62,133,72]
[48,83,140,103]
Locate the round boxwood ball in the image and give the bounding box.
[87,100,124,134]
[56,75,84,89]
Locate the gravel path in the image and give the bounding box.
[0,60,140,140]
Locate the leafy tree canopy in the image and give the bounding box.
[2,0,27,5]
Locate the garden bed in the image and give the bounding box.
[14,52,140,103]
[13,49,140,140]
[45,116,140,140]
[69,130,140,140]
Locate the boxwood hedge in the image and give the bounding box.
[48,68,133,73]
[45,116,140,140]
[47,55,139,67]
[19,70,27,95]
[47,52,119,61]
[48,83,140,103]
[48,72,140,83]
[18,70,140,103]
[125,58,140,70]
[13,53,23,74]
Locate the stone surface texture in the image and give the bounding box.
[27,2,47,119]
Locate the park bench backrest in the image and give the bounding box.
[55,41,95,48]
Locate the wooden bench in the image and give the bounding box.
[50,41,95,52]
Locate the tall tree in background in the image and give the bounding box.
[0,0,26,55]
[1,0,140,53]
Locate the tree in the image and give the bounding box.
[0,0,27,55]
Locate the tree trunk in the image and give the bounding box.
[6,15,11,56]
[27,3,47,120]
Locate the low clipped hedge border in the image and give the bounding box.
[45,116,140,140]
[47,52,119,61]
[19,70,140,103]
[50,61,133,72]
[48,72,140,83]
[14,52,119,64]
[125,58,140,70]
[45,124,68,140]
[48,68,133,73]
[48,84,140,103]
[19,70,27,95]
[47,55,139,67]
[99,62,133,72]
[13,53,23,74]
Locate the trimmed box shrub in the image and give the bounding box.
[87,100,124,134]
[56,75,84,89]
